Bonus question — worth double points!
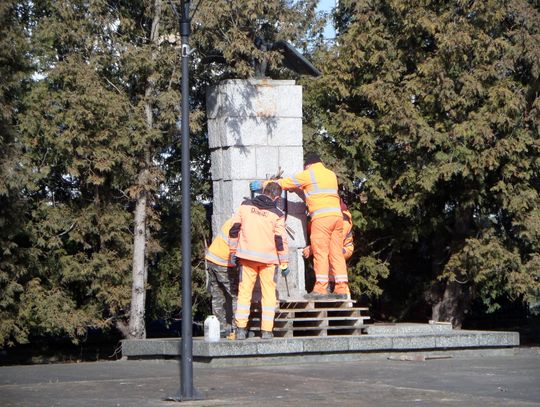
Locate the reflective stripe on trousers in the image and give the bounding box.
[310,215,348,294]
[235,258,278,332]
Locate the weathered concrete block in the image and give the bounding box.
[365,323,453,335]
[217,117,301,148]
[210,150,223,181]
[222,117,269,147]
[207,117,224,149]
[121,339,158,356]
[278,146,304,176]
[207,79,302,120]
[266,119,303,147]
[221,180,252,216]
[161,339,182,356]
[255,146,280,179]
[435,333,480,348]
[303,337,350,353]
[223,147,257,180]
[477,331,519,347]
[257,339,303,355]
[197,340,259,357]
[277,249,306,299]
[348,336,393,351]
[392,335,437,350]
[285,213,307,248]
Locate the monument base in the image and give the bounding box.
[121,323,519,367]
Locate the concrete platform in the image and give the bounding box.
[122,324,519,366]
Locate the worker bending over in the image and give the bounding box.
[205,217,238,337]
[229,182,289,340]
[251,153,349,298]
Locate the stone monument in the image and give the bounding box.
[207,78,307,299]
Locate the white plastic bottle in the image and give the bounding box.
[204,315,220,342]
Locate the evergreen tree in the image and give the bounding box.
[0,0,34,346]
[1,0,322,347]
[305,0,540,326]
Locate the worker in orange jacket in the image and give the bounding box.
[303,198,354,295]
[205,217,238,337]
[229,182,288,340]
[250,153,349,298]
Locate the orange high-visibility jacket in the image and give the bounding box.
[205,217,235,267]
[277,162,341,220]
[229,195,288,265]
[342,210,354,260]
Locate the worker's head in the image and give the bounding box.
[263,181,282,202]
[304,153,321,169]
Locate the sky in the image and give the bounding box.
[316,0,337,40]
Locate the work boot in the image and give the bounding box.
[261,330,274,340]
[236,327,247,340]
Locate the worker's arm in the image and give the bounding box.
[276,169,311,191]
[274,216,289,264]
[343,229,354,260]
[228,209,242,255]
[275,215,289,276]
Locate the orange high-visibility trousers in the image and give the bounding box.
[235,258,278,332]
[310,215,349,294]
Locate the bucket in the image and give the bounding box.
[204,315,220,342]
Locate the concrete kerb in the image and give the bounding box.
[121,329,520,367]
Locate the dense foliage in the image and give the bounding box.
[1,0,538,348]
[0,0,320,347]
[304,0,540,325]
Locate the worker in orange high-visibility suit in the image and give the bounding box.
[251,153,348,299]
[229,182,288,340]
[205,217,238,337]
[303,198,354,296]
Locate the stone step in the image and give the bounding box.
[121,327,520,365]
[365,322,453,335]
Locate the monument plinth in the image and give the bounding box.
[207,79,307,299]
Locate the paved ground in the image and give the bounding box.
[1,348,540,406]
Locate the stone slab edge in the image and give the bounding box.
[121,330,519,358]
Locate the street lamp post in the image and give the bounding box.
[168,0,201,401]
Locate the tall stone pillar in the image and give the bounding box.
[207,79,307,300]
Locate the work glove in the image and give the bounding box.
[230,254,237,266]
[279,263,290,277]
[249,180,263,191]
[302,246,312,258]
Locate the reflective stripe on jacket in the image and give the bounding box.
[229,195,288,265]
[205,218,235,267]
[277,162,341,220]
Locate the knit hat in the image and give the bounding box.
[304,153,321,166]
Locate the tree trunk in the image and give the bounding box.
[127,0,161,339]
[431,281,472,328]
[429,206,473,328]
[128,169,149,338]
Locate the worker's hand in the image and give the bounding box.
[302,246,312,258]
[230,254,237,266]
[279,263,290,277]
[249,180,263,191]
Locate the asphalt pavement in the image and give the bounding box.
[1,347,540,406]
